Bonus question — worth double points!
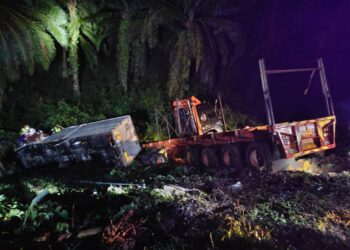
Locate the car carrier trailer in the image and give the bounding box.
[143,58,336,172]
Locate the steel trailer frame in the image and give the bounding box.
[143,59,336,167]
[258,58,335,126]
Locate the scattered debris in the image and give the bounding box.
[228,181,243,192]
[33,232,51,242]
[102,210,146,249]
[77,227,103,238]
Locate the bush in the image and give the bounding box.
[90,86,169,141]
[95,88,135,117]
[94,86,168,117]
[222,105,258,130]
[135,88,168,114]
[142,121,170,142]
[37,100,104,129]
[133,88,170,142]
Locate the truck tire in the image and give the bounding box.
[220,144,243,171]
[185,147,201,166]
[245,142,272,172]
[201,147,219,169]
[151,153,166,165]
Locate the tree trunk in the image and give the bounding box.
[62,49,68,78]
[72,70,81,96]
[0,161,5,178]
[117,0,130,92]
[0,78,5,110]
[67,0,81,97]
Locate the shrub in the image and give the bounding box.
[222,105,258,130]
[37,100,102,129]
[95,88,135,117]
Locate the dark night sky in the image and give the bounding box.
[232,0,350,124]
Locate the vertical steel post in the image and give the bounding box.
[155,109,160,139]
[218,95,227,132]
[188,99,198,135]
[259,59,275,126]
[175,99,182,135]
[317,58,335,116]
[165,116,171,139]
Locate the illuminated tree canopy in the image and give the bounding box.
[0,0,244,97]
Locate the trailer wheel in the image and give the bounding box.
[245,142,272,172]
[201,147,219,168]
[152,154,166,165]
[220,144,243,171]
[185,147,201,166]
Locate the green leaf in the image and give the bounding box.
[55,222,69,233]
[59,209,69,220]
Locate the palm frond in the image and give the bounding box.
[3,21,32,75]
[31,27,56,70]
[189,24,204,72]
[167,31,191,97]
[201,17,245,60]
[0,0,67,81]
[143,7,178,48]
[80,35,98,68]
[32,0,68,47]
[0,29,17,81]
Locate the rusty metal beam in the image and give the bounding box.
[259,59,275,126]
[317,58,335,116]
[265,67,319,75]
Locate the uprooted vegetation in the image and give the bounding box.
[0,162,349,249]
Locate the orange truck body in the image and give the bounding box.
[143,116,336,162]
[142,58,336,166]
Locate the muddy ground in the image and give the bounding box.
[0,151,349,250]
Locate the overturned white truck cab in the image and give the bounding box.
[16,116,142,168]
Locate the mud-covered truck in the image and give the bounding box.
[143,58,336,172]
[16,116,142,168]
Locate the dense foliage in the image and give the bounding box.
[0,164,349,249]
[0,0,258,143]
[0,0,254,139]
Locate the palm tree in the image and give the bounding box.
[141,0,245,97]
[102,0,146,92]
[66,0,80,96]
[98,0,153,92]
[117,0,131,92]
[0,0,68,81]
[65,0,109,96]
